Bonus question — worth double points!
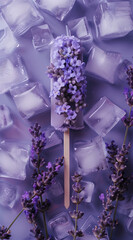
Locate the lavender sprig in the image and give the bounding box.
[93,142,130,239]
[93,66,133,240]
[0,123,63,240]
[48,35,87,128]
[69,172,84,240]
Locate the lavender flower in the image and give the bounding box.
[0,226,11,239]
[69,172,84,240]
[99,193,105,203]
[123,88,133,106]
[25,123,64,240]
[48,35,87,128]
[21,191,39,224]
[126,66,133,89]
[122,111,133,127]
[29,123,46,168]
[31,225,45,240]
[33,157,64,196]
[93,142,131,239]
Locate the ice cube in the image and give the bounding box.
[81,215,97,233]
[84,96,126,137]
[49,212,74,240]
[33,0,76,21]
[31,24,54,51]
[127,217,133,233]
[48,180,63,197]
[0,105,13,130]
[79,181,94,203]
[0,180,18,208]
[10,82,50,119]
[45,127,62,150]
[74,136,107,176]
[1,0,43,36]
[117,59,132,81]
[85,46,122,84]
[0,0,11,7]
[94,1,133,39]
[0,141,29,180]
[118,196,133,216]
[0,55,29,94]
[0,13,18,58]
[67,17,93,43]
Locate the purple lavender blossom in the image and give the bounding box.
[31,225,45,240]
[21,191,39,224]
[123,87,133,106]
[122,110,133,127]
[29,123,46,168]
[99,193,105,202]
[0,226,11,239]
[68,84,77,94]
[67,110,77,120]
[72,90,82,103]
[126,66,133,89]
[54,59,66,69]
[48,35,87,128]
[70,56,81,67]
[56,104,70,115]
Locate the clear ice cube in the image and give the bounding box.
[31,24,54,51]
[81,215,97,234]
[127,217,133,233]
[79,181,94,203]
[118,196,133,216]
[10,82,50,119]
[0,13,18,58]
[0,0,11,7]
[48,180,63,197]
[85,46,122,83]
[0,141,29,180]
[33,0,76,21]
[67,17,93,43]
[0,180,18,208]
[1,0,43,36]
[94,1,133,39]
[0,55,29,94]
[84,96,126,137]
[49,212,74,240]
[0,105,13,130]
[45,127,62,150]
[74,136,107,176]
[117,59,132,81]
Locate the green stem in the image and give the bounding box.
[123,106,132,145]
[73,195,79,240]
[7,193,36,231]
[40,195,49,239]
[37,166,49,239]
[7,209,24,231]
[109,197,119,240]
[109,106,132,240]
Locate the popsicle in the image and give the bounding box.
[48,35,87,208]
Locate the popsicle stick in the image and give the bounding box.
[64,128,70,209]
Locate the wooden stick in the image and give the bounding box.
[64,128,70,209]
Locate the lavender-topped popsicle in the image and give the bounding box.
[48,35,87,208]
[48,35,87,131]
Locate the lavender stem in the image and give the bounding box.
[38,165,49,239]
[73,194,79,240]
[7,193,36,231]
